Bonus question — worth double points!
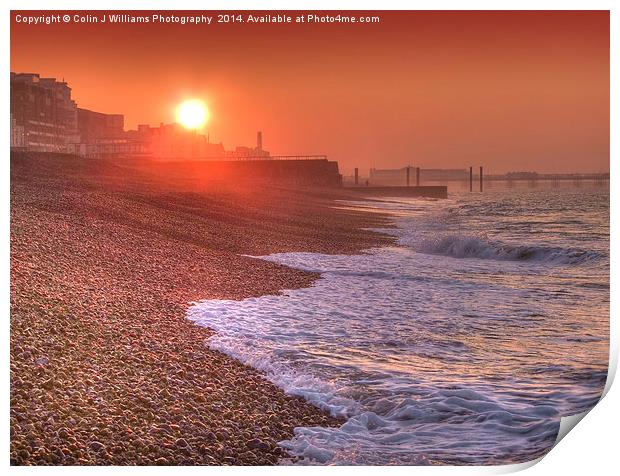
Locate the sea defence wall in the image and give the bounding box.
[146,158,343,187]
[11,152,343,187]
[346,186,448,199]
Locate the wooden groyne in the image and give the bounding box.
[346,186,448,199]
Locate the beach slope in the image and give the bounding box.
[10,153,392,465]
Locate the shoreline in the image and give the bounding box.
[10,153,394,465]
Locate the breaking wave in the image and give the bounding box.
[404,235,602,264]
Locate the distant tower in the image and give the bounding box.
[257,131,263,151]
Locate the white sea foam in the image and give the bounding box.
[188,189,608,465]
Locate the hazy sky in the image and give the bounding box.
[11,11,609,173]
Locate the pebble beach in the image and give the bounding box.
[10,153,392,465]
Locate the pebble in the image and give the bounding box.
[175,438,189,448]
[247,439,270,452]
[89,441,105,452]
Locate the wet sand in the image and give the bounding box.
[10,153,393,465]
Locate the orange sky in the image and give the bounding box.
[11,11,609,173]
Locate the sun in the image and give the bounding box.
[176,99,209,129]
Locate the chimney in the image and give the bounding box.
[257,131,263,151]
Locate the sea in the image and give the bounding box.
[188,182,609,465]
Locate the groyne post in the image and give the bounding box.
[416,167,421,186]
[406,166,411,187]
[469,166,473,192]
[354,168,359,185]
[479,166,483,192]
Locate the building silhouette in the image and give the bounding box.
[77,108,124,142]
[11,71,272,161]
[10,73,79,152]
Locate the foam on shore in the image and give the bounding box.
[188,190,608,465]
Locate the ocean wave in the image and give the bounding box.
[408,235,602,264]
[187,293,565,465]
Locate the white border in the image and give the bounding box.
[3,1,616,474]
